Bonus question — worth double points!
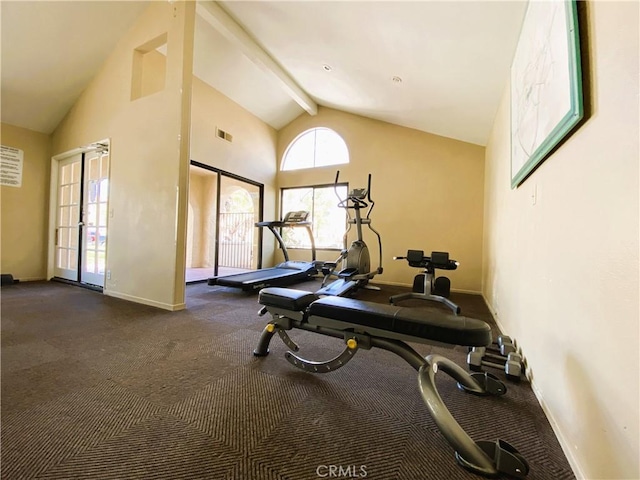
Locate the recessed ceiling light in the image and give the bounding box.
[323,64,332,72]
[392,76,403,83]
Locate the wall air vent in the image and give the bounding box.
[216,127,233,143]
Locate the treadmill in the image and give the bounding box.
[208,211,318,292]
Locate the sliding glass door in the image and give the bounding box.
[186,162,263,282]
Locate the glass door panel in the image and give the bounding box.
[54,155,82,281]
[81,150,109,287]
[218,176,261,273]
[186,166,218,282]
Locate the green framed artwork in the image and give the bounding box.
[511,0,583,188]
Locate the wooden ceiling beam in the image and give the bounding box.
[196,1,318,116]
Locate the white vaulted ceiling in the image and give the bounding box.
[1,1,527,146]
[1,1,149,134]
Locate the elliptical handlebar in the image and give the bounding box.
[333,170,343,205]
[365,173,375,220]
[333,170,373,211]
[338,197,368,209]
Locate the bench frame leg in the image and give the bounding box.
[419,355,500,476]
[253,310,528,478]
[253,324,278,356]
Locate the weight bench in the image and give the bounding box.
[255,287,529,479]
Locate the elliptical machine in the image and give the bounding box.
[316,171,383,297]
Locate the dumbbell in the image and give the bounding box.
[469,335,516,355]
[490,335,516,356]
[467,346,523,382]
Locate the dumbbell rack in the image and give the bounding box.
[467,335,523,382]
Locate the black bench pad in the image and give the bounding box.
[259,287,317,311]
[259,288,492,347]
[308,296,491,347]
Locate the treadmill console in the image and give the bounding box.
[283,211,310,223]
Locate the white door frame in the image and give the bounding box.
[47,139,111,289]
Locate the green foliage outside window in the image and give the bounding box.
[281,186,347,249]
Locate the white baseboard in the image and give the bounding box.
[529,379,585,479]
[480,292,583,479]
[451,287,483,295]
[9,276,47,282]
[104,290,186,311]
[372,279,482,295]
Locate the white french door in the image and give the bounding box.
[53,146,110,287]
[54,155,82,281]
[81,150,109,287]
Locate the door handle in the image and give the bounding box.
[78,222,85,227]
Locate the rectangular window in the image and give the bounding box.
[281,184,348,249]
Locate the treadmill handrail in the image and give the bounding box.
[255,213,317,262]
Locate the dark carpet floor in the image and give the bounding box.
[1,279,576,479]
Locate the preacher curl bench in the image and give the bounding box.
[254,287,529,478]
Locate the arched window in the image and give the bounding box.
[281,127,349,171]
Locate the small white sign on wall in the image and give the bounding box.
[1,145,24,187]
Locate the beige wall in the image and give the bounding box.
[190,76,278,266]
[0,124,51,281]
[187,170,217,268]
[277,107,485,292]
[51,2,195,310]
[483,2,639,479]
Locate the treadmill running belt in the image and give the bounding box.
[209,264,315,291]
